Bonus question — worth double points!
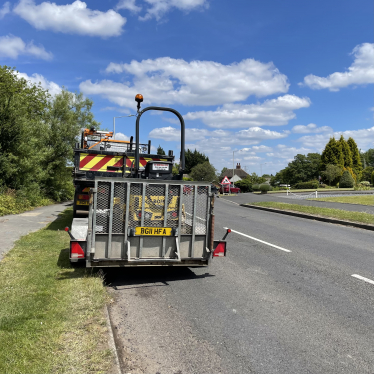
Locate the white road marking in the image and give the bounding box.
[224,227,291,253]
[351,274,374,285]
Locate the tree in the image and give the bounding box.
[0,66,100,202]
[221,167,228,176]
[340,170,355,188]
[44,90,100,201]
[184,149,209,174]
[322,164,342,186]
[157,145,165,155]
[190,161,216,181]
[270,153,321,186]
[248,173,266,185]
[337,135,352,168]
[372,171,374,186]
[320,137,344,171]
[347,137,362,180]
[172,162,180,176]
[361,166,374,182]
[0,66,50,192]
[235,178,252,192]
[360,148,374,168]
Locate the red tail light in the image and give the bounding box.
[172,211,177,218]
[70,242,85,259]
[137,211,142,218]
[213,241,226,257]
[78,194,89,200]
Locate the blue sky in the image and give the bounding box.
[1,0,373,176]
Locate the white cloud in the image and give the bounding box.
[149,126,288,145]
[114,132,130,141]
[266,145,313,159]
[300,43,374,91]
[185,95,311,128]
[0,1,10,18]
[138,0,208,21]
[116,0,142,12]
[297,126,374,151]
[0,34,53,60]
[292,123,332,134]
[81,57,289,107]
[16,71,62,96]
[101,106,131,114]
[14,0,126,38]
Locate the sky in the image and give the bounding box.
[1,0,373,176]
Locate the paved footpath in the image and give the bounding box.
[220,192,374,214]
[0,202,72,261]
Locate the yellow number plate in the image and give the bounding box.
[77,201,89,206]
[135,227,173,236]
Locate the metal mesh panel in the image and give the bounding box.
[143,184,166,227]
[128,183,142,228]
[181,184,194,234]
[96,182,110,233]
[112,182,127,233]
[167,185,180,228]
[195,186,209,234]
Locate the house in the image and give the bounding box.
[219,163,249,182]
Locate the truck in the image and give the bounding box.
[66,94,229,268]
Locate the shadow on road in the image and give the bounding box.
[102,267,215,290]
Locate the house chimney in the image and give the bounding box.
[236,163,240,169]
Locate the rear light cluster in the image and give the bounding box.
[70,242,85,259]
[78,194,89,200]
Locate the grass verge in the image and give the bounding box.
[249,202,374,225]
[253,188,355,194]
[308,195,374,206]
[0,208,112,374]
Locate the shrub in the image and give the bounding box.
[259,184,272,192]
[372,171,374,186]
[252,184,260,191]
[339,170,355,188]
[235,179,253,193]
[292,180,319,189]
[354,181,371,191]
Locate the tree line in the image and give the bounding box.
[0,65,99,204]
[271,135,374,188]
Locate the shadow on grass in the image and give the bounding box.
[46,208,73,231]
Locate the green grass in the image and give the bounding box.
[249,202,374,225]
[0,208,112,374]
[253,188,355,194]
[309,195,374,206]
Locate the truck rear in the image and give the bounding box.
[66,95,228,267]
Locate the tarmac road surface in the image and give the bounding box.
[105,198,374,374]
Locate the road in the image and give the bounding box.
[106,197,374,374]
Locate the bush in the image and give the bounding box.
[252,184,260,191]
[259,184,272,192]
[354,181,371,191]
[372,171,374,186]
[0,188,53,216]
[292,180,319,189]
[235,179,253,192]
[340,170,355,188]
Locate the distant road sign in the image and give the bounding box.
[221,176,231,185]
